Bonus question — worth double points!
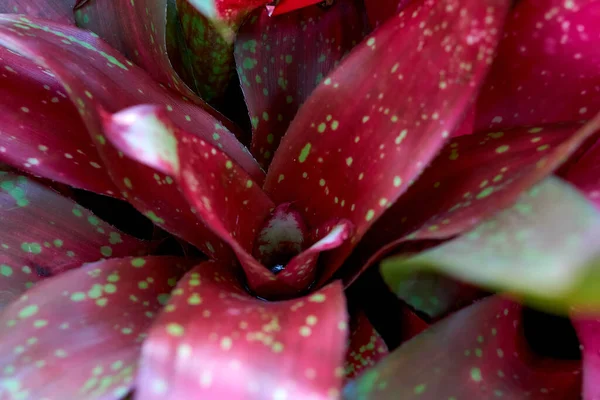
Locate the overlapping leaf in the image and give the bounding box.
[0,171,148,307]
[382,177,600,312]
[235,0,369,168]
[344,296,581,399]
[261,0,509,285]
[136,261,349,399]
[103,105,353,298]
[266,0,326,16]
[573,317,600,400]
[0,256,195,399]
[364,0,411,27]
[456,0,600,135]
[562,137,600,209]
[344,310,388,380]
[0,15,263,258]
[0,0,76,24]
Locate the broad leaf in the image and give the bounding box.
[74,0,200,100]
[0,256,195,399]
[573,317,600,400]
[0,0,76,24]
[235,0,369,169]
[0,46,119,196]
[382,177,600,313]
[136,261,349,399]
[0,171,148,307]
[345,310,388,380]
[562,137,600,209]
[364,0,411,27]
[263,0,510,284]
[344,296,581,399]
[456,0,600,135]
[0,15,263,258]
[266,0,326,16]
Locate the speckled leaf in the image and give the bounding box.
[136,261,349,400]
[266,0,326,16]
[263,0,510,286]
[562,137,600,209]
[176,0,235,102]
[235,0,369,169]
[0,0,76,24]
[74,0,199,99]
[0,46,119,196]
[0,15,264,258]
[0,171,149,308]
[382,177,600,312]
[344,296,581,399]
[344,116,600,287]
[456,0,600,135]
[186,0,269,41]
[0,256,195,399]
[573,317,600,400]
[344,310,388,380]
[364,0,411,27]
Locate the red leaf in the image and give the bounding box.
[364,0,411,27]
[74,0,200,100]
[266,0,327,16]
[573,317,600,400]
[456,0,600,136]
[104,105,354,298]
[136,261,349,399]
[0,46,119,196]
[0,16,263,258]
[0,171,148,308]
[0,0,76,24]
[345,116,600,286]
[235,0,369,169]
[562,137,600,209]
[345,310,388,380]
[0,256,196,399]
[344,296,581,399]
[263,0,510,284]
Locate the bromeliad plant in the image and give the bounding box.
[0,0,600,399]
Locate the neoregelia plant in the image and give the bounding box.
[0,0,599,399]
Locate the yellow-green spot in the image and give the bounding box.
[166,323,184,336]
[225,161,233,169]
[414,384,426,394]
[317,123,326,133]
[495,145,509,154]
[72,208,83,217]
[470,367,482,382]
[104,283,117,294]
[298,143,311,163]
[476,187,494,199]
[123,178,133,189]
[53,239,63,247]
[145,211,165,224]
[157,293,170,305]
[131,258,146,267]
[246,180,253,189]
[33,319,48,328]
[100,246,112,257]
[18,304,39,319]
[1,264,13,277]
[21,242,42,254]
[71,292,86,302]
[365,209,375,221]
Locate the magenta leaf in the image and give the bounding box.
[234,0,369,168]
[364,0,411,27]
[345,310,388,380]
[263,0,510,284]
[344,296,581,399]
[456,0,600,135]
[0,171,148,307]
[562,137,600,209]
[0,0,76,24]
[0,15,263,258]
[136,261,349,399]
[0,256,196,399]
[74,0,200,99]
[266,0,328,16]
[382,177,600,311]
[346,116,600,286]
[0,46,119,196]
[573,317,600,400]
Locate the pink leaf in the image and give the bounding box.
[364,0,412,27]
[344,296,581,399]
[574,317,600,400]
[456,0,600,135]
[266,0,327,16]
[561,137,600,209]
[0,0,76,24]
[0,256,196,399]
[235,0,369,168]
[263,0,510,284]
[0,15,263,257]
[344,116,600,287]
[0,46,119,196]
[136,261,349,399]
[344,310,388,380]
[0,171,148,308]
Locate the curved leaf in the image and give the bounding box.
[136,261,349,400]
[0,0,76,24]
[0,171,148,308]
[344,310,388,380]
[562,137,600,209]
[574,317,600,400]
[263,0,510,284]
[235,0,369,168]
[267,0,327,16]
[344,296,581,399]
[456,0,600,135]
[364,0,411,27]
[0,15,263,257]
[0,256,195,400]
[382,177,600,313]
